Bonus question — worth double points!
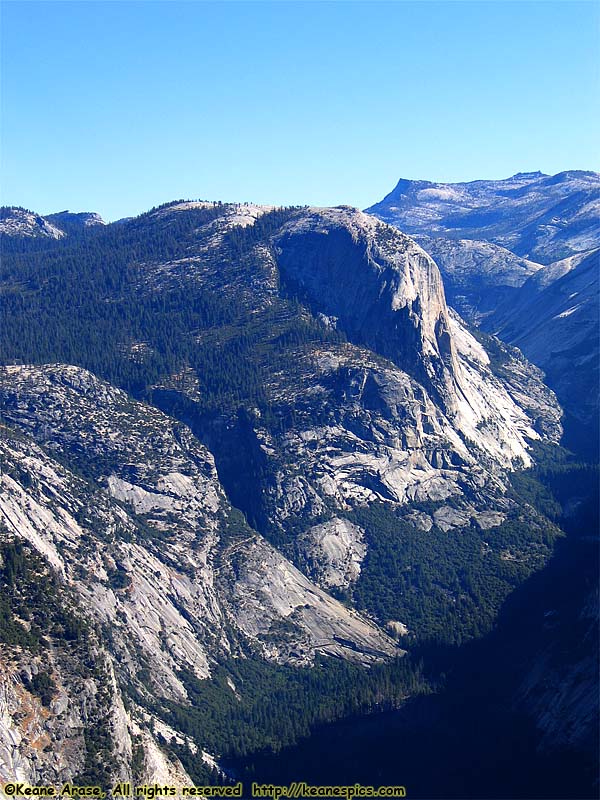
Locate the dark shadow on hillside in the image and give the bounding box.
[233,484,599,799]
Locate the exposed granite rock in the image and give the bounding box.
[0,195,575,786]
[222,534,397,665]
[0,364,396,676]
[0,208,65,239]
[516,581,599,757]
[44,211,106,232]
[298,518,366,590]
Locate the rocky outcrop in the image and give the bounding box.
[0,207,65,239]
[274,208,453,377]
[0,361,402,783]
[298,518,366,590]
[367,172,598,459]
[0,536,194,787]
[271,207,558,454]
[131,203,562,585]
[223,534,395,663]
[517,583,599,755]
[44,211,106,233]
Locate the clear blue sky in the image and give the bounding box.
[1,0,598,221]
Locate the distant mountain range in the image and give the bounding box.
[367,170,599,264]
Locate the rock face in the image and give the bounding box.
[242,334,553,519]
[517,583,599,757]
[367,170,600,265]
[0,519,170,786]
[0,364,396,669]
[133,204,560,545]
[0,201,562,556]
[272,207,557,452]
[0,609,144,787]
[365,172,599,785]
[299,518,366,590]
[485,249,599,458]
[487,249,599,366]
[0,207,105,244]
[367,171,600,325]
[367,172,599,459]
[274,208,453,381]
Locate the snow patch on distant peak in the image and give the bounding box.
[555,303,583,320]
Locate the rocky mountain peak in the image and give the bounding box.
[0,206,66,239]
[45,210,106,231]
[273,206,457,394]
[510,171,546,180]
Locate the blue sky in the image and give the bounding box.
[1,1,598,220]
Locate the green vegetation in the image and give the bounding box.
[0,536,75,651]
[0,204,344,415]
[158,654,426,777]
[510,441,599,539]
[73,721,119,787]
[348,499,560,646]
[22,671,57,707]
